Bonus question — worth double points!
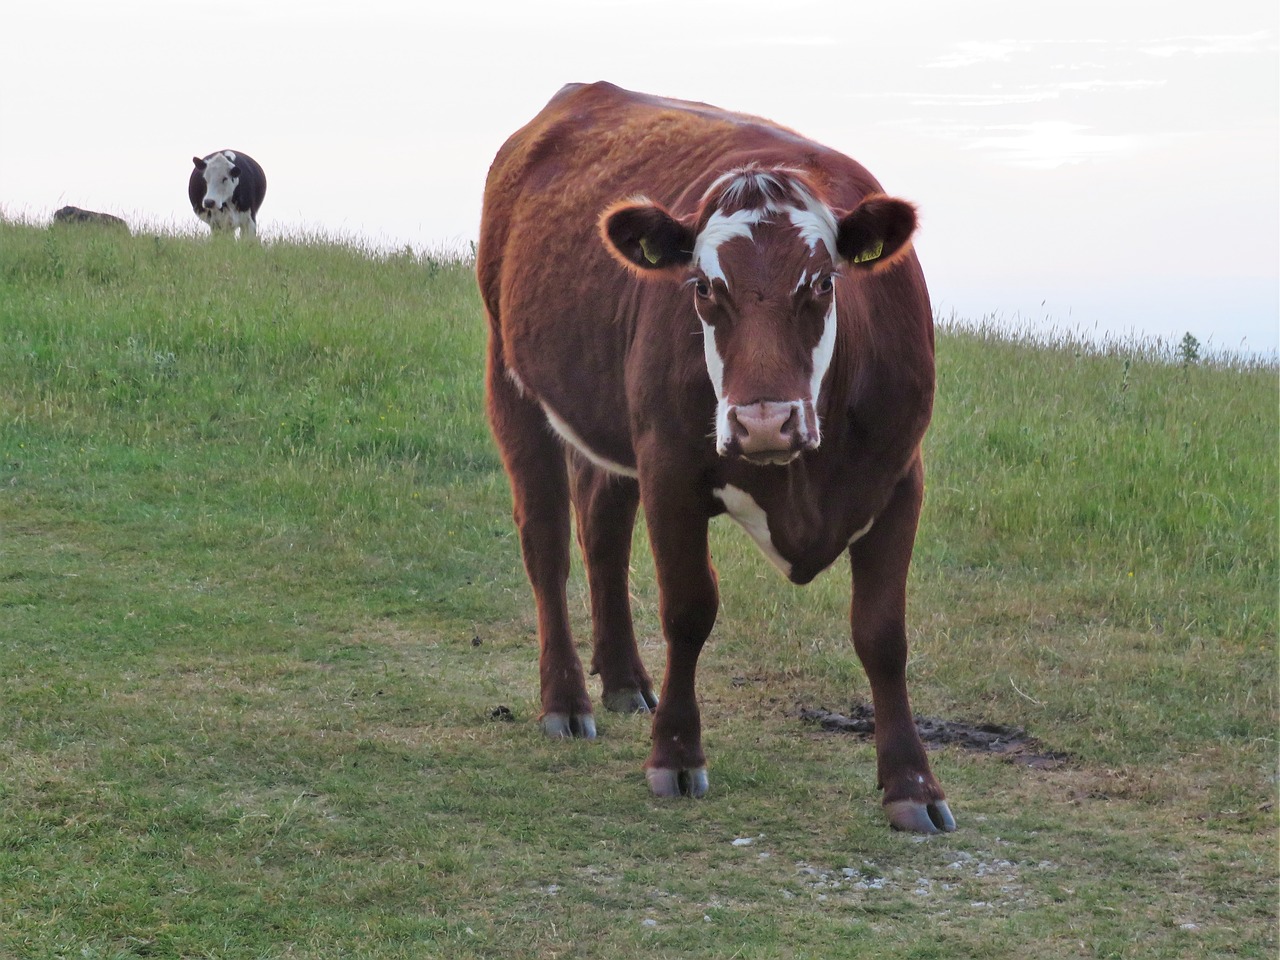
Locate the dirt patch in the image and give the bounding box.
[797,703,1070,770]
[488,704,516,722]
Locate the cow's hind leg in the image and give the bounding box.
[568,455,656,714]
[486,343,595,738]
[849,458,955,833]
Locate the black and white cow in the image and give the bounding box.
[189,150,266,237]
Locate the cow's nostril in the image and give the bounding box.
[727,401,808,459]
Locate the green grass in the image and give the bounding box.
[1,218,1275,959]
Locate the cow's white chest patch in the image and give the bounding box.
[714,485,791,578]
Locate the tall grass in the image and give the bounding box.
[914,318,1276,763]
[1,218,1275,959]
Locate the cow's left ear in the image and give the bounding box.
[599,199,695,276]
[835,194,918,272]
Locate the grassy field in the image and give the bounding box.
[1,218,1275,959]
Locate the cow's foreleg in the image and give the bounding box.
[568,456,656,714]
[486,345,595,738]
[639,482,718,797]
[848,457,956,833]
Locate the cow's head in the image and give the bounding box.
[601,167,917,465]
[192,152,241,213]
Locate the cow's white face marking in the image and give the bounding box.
[692,207,759,285]
[692,168,843,457]
[714,485,791,577]
[540,400,639,478]
[198,151,240,213]
[697,315,733,453]
[786,188,839,258]
[808,300,838,416]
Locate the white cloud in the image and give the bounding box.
[904,91,1056,108]
[891,78,1164,109]
[927,40,1028,68]
[1140,31,1275,58]
[1055,78,1165,93]
[965,121,1143,168]
[707,35,839,48]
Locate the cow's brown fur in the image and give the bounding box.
[477,82,953,832]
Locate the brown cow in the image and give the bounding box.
[477,82,954,833]
[52,206,129,231]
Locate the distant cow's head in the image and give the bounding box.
[601,167,918,465]
[192,152,241,213]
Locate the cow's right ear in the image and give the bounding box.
[192,157,206,170]
[599,199,695,276]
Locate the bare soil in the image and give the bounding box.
[797,703,1071,769]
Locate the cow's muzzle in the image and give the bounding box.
[723,400,818,465]
[202,199,220,210]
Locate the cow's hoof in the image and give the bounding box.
[886,798,956,834]
[646,766,709,798]
[541,712,597,739]
[603,688,658,713]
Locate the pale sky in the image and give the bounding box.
[3,0,1277,353]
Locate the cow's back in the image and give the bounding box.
[479,83,877,307]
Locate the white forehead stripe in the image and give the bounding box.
[694,173,838,284]
[787,191,839,257]
[692,208,761,285]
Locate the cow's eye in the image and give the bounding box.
[815,274,835,295]
[694,279,712,299]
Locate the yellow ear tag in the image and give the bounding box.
[853,239,884,264]
[639,236,661,265]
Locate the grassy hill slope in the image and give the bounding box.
[1,220,1275,959]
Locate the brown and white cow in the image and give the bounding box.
[477,82,954,833]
